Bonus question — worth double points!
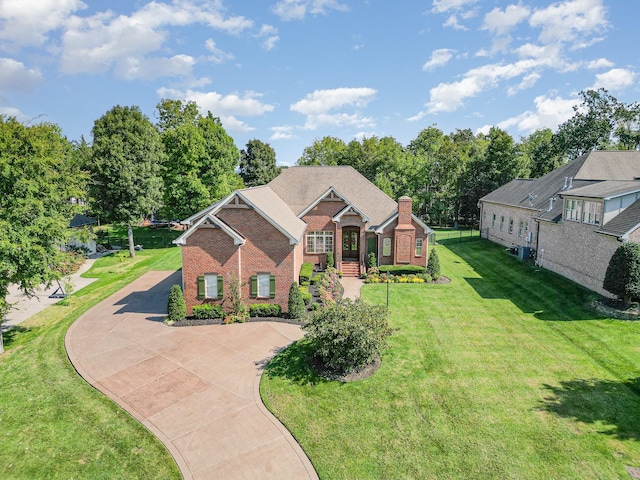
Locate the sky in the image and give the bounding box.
[0,0,638,165]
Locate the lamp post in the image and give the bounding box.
[386,278,389,309]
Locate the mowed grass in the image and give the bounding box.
[0,239,182,479]
[261,240,640,479]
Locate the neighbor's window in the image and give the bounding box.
[415,238,423,257]
[518,220,524,237]
[257,273,270,298]
[500,216,504,231]
[508,217,514,234]
[205,273,219,299]
[306,230,334,253]
[383,237,391,256]
[582,201,600,225]
[565,199,581,221]
[492,213,496,228]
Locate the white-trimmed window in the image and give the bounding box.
[198,273,223,300]
[415,238,423,257]
[565,199,581,221]
[306,230,334,253]
[500,216,504,231]
[383,237,391,256]
[492,213,496,228]
[508,217,514,234]
[582,201,600,225]
[257,273,270,298]
[251,273,275,298]
[518,220,524,237]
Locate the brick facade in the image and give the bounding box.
[301,199,346,268]
[379,217,428,268]
[480,202,538,248]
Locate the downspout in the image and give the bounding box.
[377,232,381,267]
[238,244,242,289]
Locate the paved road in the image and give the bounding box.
[66,271,317,480]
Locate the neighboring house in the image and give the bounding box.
[68,214,97,254]
[174,166,433,313]
[479,151,640,296]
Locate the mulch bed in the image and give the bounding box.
[311,355,382,382]
[592,299,640,320]
[169,316,303,327]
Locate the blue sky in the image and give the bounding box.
[1,0,638,165]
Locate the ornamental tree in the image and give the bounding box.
[0,117,86,353]
[603,242,640,306]
[89,105,164,257]
[239,139,279,187]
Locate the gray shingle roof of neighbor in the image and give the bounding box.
[560,180,640,199]
[597,198,640,238]
[267,166,399,228]
[480,151,640,224]
[69,214,97,228]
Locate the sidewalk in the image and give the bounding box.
[340,276,364,300]
[3,257,101,332]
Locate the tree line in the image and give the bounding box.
[1,88,639,348]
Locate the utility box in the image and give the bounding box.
[518,246,531,260]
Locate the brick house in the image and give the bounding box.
[174,166,433,313]
[479,151,640,296]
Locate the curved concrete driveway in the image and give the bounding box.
[66,271,317,480]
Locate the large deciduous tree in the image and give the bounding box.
[297,136,348,166]
[156,99,242,220]
[0,117,86,353]
[89,105,164,257]
[239,139,279,187]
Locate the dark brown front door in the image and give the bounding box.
[342,228,359,260]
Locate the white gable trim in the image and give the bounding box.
[297,186,353,218]
[173,213,245,246]
[375,213,433,234]
[332,204,370,223]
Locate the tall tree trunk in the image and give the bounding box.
[127,224,136,258]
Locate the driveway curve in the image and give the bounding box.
[66,271,317,480]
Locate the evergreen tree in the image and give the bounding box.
[427,248,441,281]
[288,282,306,319]
[239,139,279,187]
[604,242,640,306]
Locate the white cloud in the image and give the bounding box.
[482,4,530,36]
[272,0,348,21]
[60,1,251,77]
[0,0,86,48]
[507,72,541,96]
[157,87,275,133]
[443,14,467,30]
[256,25,280,51]
[205,39,235,64]
[431,0,477,14]
[591,68,636,91]
[291,87,376,115]
[290,87,377,130]
[529,0,608,48]
[422,48,455,71]
[0,58,43,93]
[115,54,196,80]
[0,106,30,122]
[586,58,614,69]
[496,94,578,133]
[270,125,297,140]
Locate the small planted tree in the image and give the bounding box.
[166,285,186,325]
[304,298,393,375]
[288,282,306,319]
[427,248,441,281]
[604,242,640,306]
[326,252,335,269]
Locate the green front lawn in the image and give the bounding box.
[0,246,182,479]
[261,240,640,479]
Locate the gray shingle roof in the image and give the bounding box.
[267,166,398,228]
[597,198,640,238]
[574,151,640,181]
[560,180,640,199]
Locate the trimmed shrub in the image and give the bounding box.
[192,304,224,319]
[288,282,306,319]
[310,273,324,285]
[604,242,640,306]
[250,303,282,317]
[427,248,441,280]
[299,262,314,284]
[367,252,377,270]
[166,285,186,325]
[303,298,393,375]
[299,286,313,305]
[326,252,335,268]
[378,265,426,275]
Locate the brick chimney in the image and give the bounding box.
[397,196,413,225]
[394,196,415,264]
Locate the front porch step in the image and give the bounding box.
[340,262,360,277]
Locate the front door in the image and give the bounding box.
[342,228,359,260]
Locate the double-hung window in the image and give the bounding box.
[382,237,391,256]
[492,213,496,228]
[197,273,223,299]
[565,199,581,221]
[251,273,275,298]
[415,238,423,257]
[508,217,514,234]
[582,201,600,225]
[518,220,524,237]
[499,216,504,231]
[306,231,334,253]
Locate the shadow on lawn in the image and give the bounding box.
[539,377,640,441]
[263,340,329,386]
[451,240,606,322]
